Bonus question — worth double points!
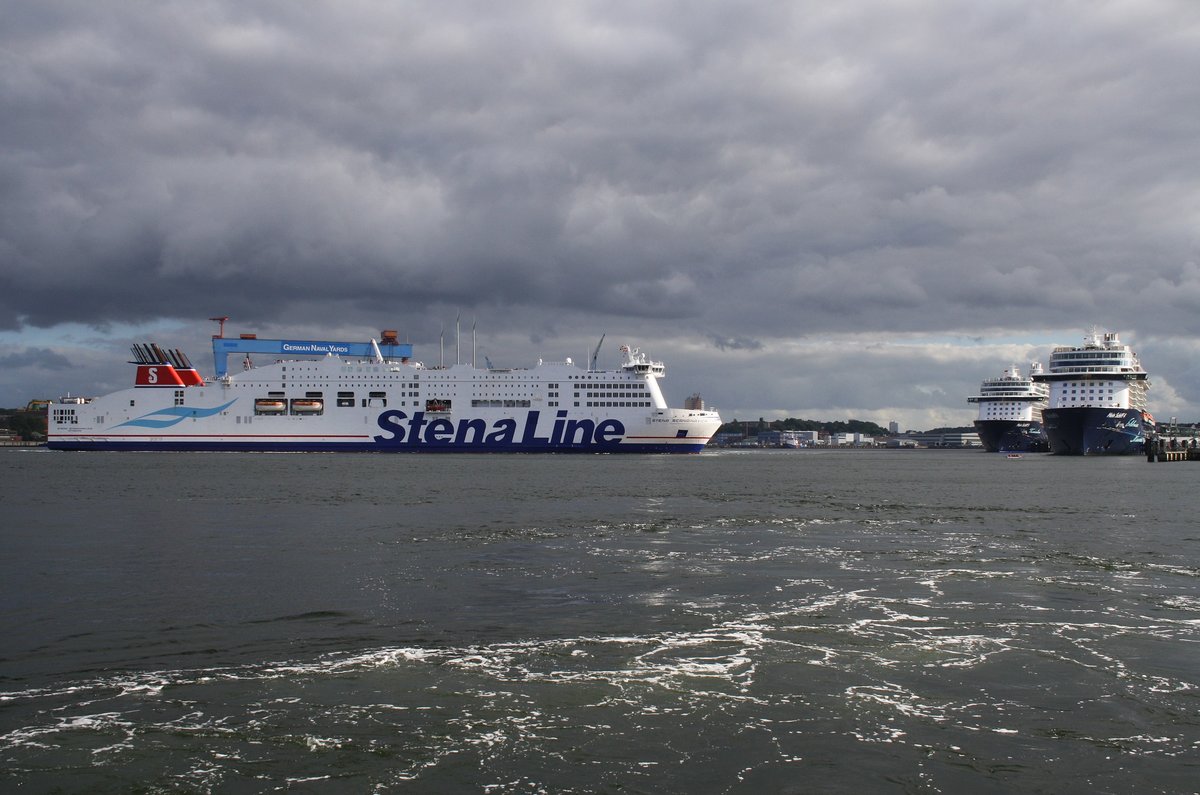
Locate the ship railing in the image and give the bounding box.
[1051,366,1130,374]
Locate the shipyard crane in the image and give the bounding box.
[590,334,606,371]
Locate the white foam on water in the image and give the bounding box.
[0,711,135,752]
[3,548,1195,788]
[304,735,344,751]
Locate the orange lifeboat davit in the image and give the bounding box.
[290,399,324,414]
[254,399,287,414]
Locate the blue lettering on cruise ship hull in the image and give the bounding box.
[373,410,626,450]
[1041,407,1146,456]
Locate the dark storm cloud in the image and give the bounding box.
[0,347,72,370]
[707,334,763,352]
[2,1,1199,421]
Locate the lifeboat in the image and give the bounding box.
[425,400,451,413]
[254,399,287,414]
[290,399,324,414]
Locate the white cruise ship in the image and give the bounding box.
[967,363,1050,452]
[1031,329,1152,455]
[47,326,721,453]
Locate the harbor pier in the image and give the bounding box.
[1146,437,1200,462]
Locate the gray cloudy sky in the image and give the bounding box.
[3,1,1199,429]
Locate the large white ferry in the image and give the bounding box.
[47,326,722,453]
[1031,329,1152,455]
[967,363,1050,452]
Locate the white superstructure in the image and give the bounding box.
[1033,329,1150,411]
[967,363,1049,423]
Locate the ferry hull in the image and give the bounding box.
[1041,407,1147,455]
[45,438,712,454]
[47,404,719,454]
[972,420,1049,453]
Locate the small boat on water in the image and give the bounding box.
[1006,453,1023,459]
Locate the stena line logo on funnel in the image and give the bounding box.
[373,410,625,448]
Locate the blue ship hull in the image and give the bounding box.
[973,420,1049,453]
[1041,407,1147,455]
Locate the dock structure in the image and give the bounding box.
[1146,437,1200,462]
[1149,450,1192,462]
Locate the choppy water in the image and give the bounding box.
[1,448,1197,793]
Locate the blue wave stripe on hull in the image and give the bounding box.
[115,400,238,429]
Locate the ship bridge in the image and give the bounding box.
[620,345,666,377]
